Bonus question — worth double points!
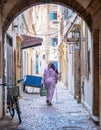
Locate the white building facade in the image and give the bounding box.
[32,4,59,76]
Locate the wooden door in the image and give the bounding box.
[6,35,13,85]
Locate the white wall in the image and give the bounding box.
[68,47,74,95]
[83,29,93,114]
[22,49,28,77]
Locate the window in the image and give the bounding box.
[51,38,58,47]
[50,12,57,20]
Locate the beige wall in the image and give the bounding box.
[22,9,36,76]
[32,4,58,75]
[58,41,68,86]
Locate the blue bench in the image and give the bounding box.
[23,75,42,88]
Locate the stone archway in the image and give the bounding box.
[2,0,94,33]
[0,0,101,125]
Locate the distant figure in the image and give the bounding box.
[51,63,58,75]
[42,62,58,106]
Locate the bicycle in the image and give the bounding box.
[0,79,23,123]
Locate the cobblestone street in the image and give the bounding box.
[0,82,100,130]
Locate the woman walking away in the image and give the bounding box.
[42,62,58,106]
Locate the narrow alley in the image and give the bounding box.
[0,82,100,130]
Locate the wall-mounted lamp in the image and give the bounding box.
[67,30,81,52]
[67,23,82,52]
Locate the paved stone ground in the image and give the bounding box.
[0,82,101,130]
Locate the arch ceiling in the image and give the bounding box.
[1,0,101,33]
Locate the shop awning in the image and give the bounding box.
[21,35,43,49]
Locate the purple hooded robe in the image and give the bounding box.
[43,67,58,102]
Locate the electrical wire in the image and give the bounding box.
[22,21,68,37]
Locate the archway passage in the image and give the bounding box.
[0,0,101,126]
